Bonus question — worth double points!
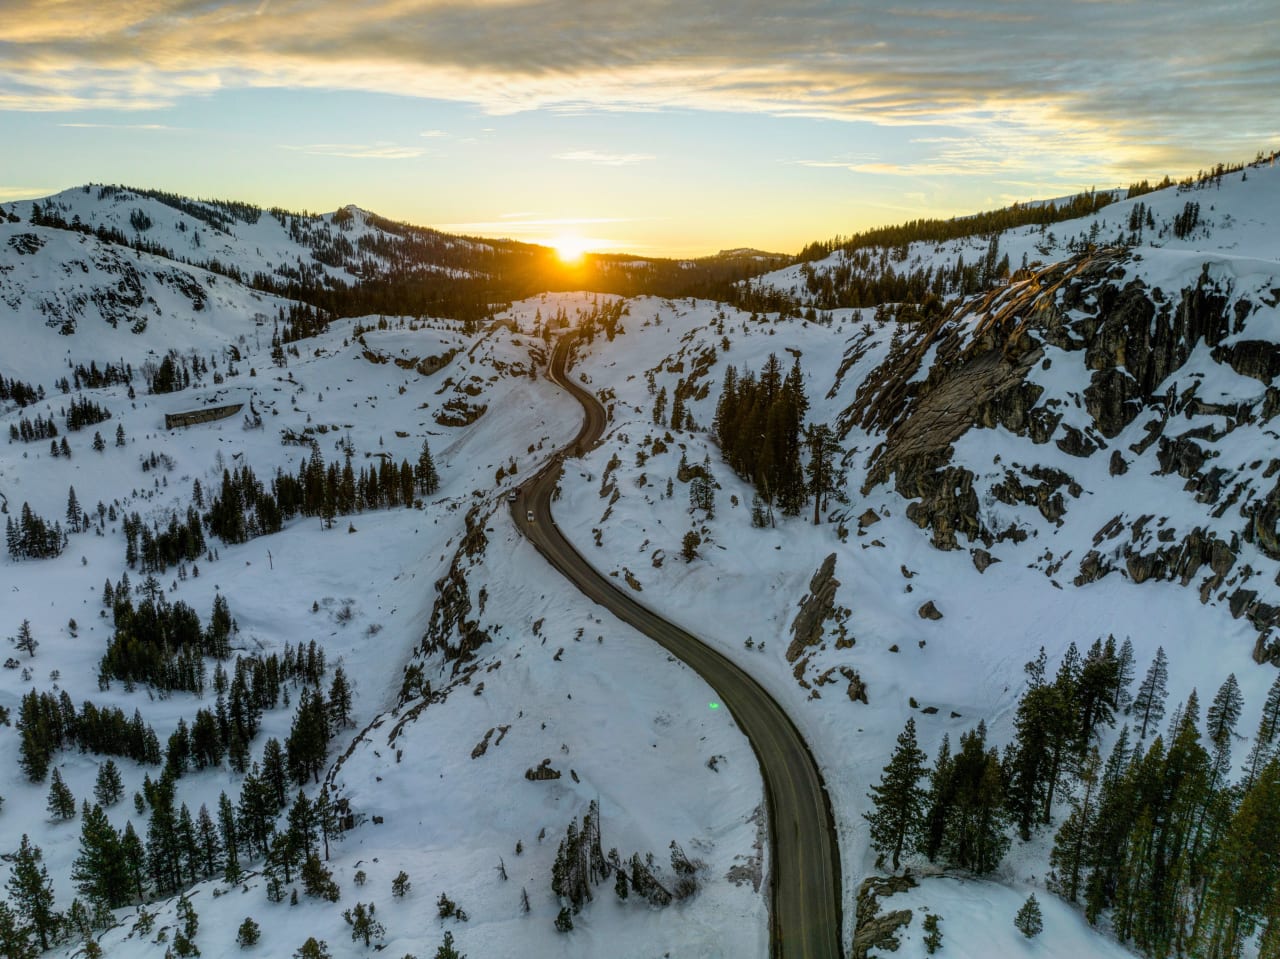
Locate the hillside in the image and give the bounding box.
[0,154,1277,958]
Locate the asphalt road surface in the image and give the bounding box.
[513,334,845,958]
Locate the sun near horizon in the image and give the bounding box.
[551,235,590,265]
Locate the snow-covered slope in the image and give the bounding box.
[526,157,1280,950]
[2,156,1278,957]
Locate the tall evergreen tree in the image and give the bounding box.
[1048,746,1102,902]
[15,618,37,658]
[416,439,439,496]
[195,804,222,880]
[328,666,353,729]
[1006,648,1064,839]
[93,759,124,806]
[1131,646,1169,740]
[0,899,35,959]
[1195,757,1280,959]
[864,717,929,870]
[6,835,58,951]
[1114,637,1136,712]
[120,821,147,902]
[1205,673,1243,778]
[1243,672,1280,788]
[939,723,1009,874]
[1014,894,1044,938]
[72,802,129,909]
[803,423,841,525]
[46,767,76,820]
[919,734,954,862]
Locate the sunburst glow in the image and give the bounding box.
[551,235,589,264]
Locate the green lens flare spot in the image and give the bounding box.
[709,702,720,710]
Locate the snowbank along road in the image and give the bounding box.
[514,334,845,958]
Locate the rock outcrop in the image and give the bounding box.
[852,873,918,959]
[788,554,840,662]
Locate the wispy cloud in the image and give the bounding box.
[0,186,54,201]
[59,121,184,130]
[439,215,639,231]
[419,129,449,138]
[555,149,656,166]
[280,142,425,160]
[0,0,1275,181]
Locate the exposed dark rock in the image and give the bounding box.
[787,554,840,663]
[1228,586,1259,617]
[1109,450,1129,477]
[1122,527,1237,591]
[524,758,561,781]
[971,548,997,573]
[1056,424,1101,457]
[1253,633,1280,667]
[1245,476,1280,560]
[858,508,881,528]
[840,667,869,704]
[991,466,1080,526]
[1075,550,1113,586]
[1213,339,1280,383]
[918,601,943,620]
[900,459,983,550]
[853,873,918,959]
[1084,368,1144,440]
[1156,433,1212,479]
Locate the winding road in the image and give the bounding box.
[513,334,845,958]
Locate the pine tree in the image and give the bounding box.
[937,723,1008,873]
[1114,637,1136,711]
[94,759,124,806]
[1006,647,1066,839]
[218,791,242,882]
[680,529,700,562]
[864,717,928,870]
[328,666,353,729]
[434,929,465,959]
[15,618,37,657]
[236,917,261,948]
[1048,746,1101,902]
[145,772,183,896]
[1205,673,1243,778]
[803,423,841,525]
[294,939,332,959]
[72,802,129,909]
[7,835,58,951]
[1014,893,1043,938]
[120,821,147,902]
[392,870,411,897]
[688,475,715,517]
[1244,672,1280,787]
[301,853,340,901]
[196,804,222,879]
[1195,756,1280,959]
[919,734,954,862]
[417,439,439,495]
[343,902,384,947]
[261,738,289,810]
[287,790,317,860]
[922,913,943,954]
[0,899,35,959]
[1132,647,1168,740]
[47,767,76,820]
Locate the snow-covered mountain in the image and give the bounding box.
[1,154,1278,958]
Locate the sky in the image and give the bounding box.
[1,1,1277,258]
